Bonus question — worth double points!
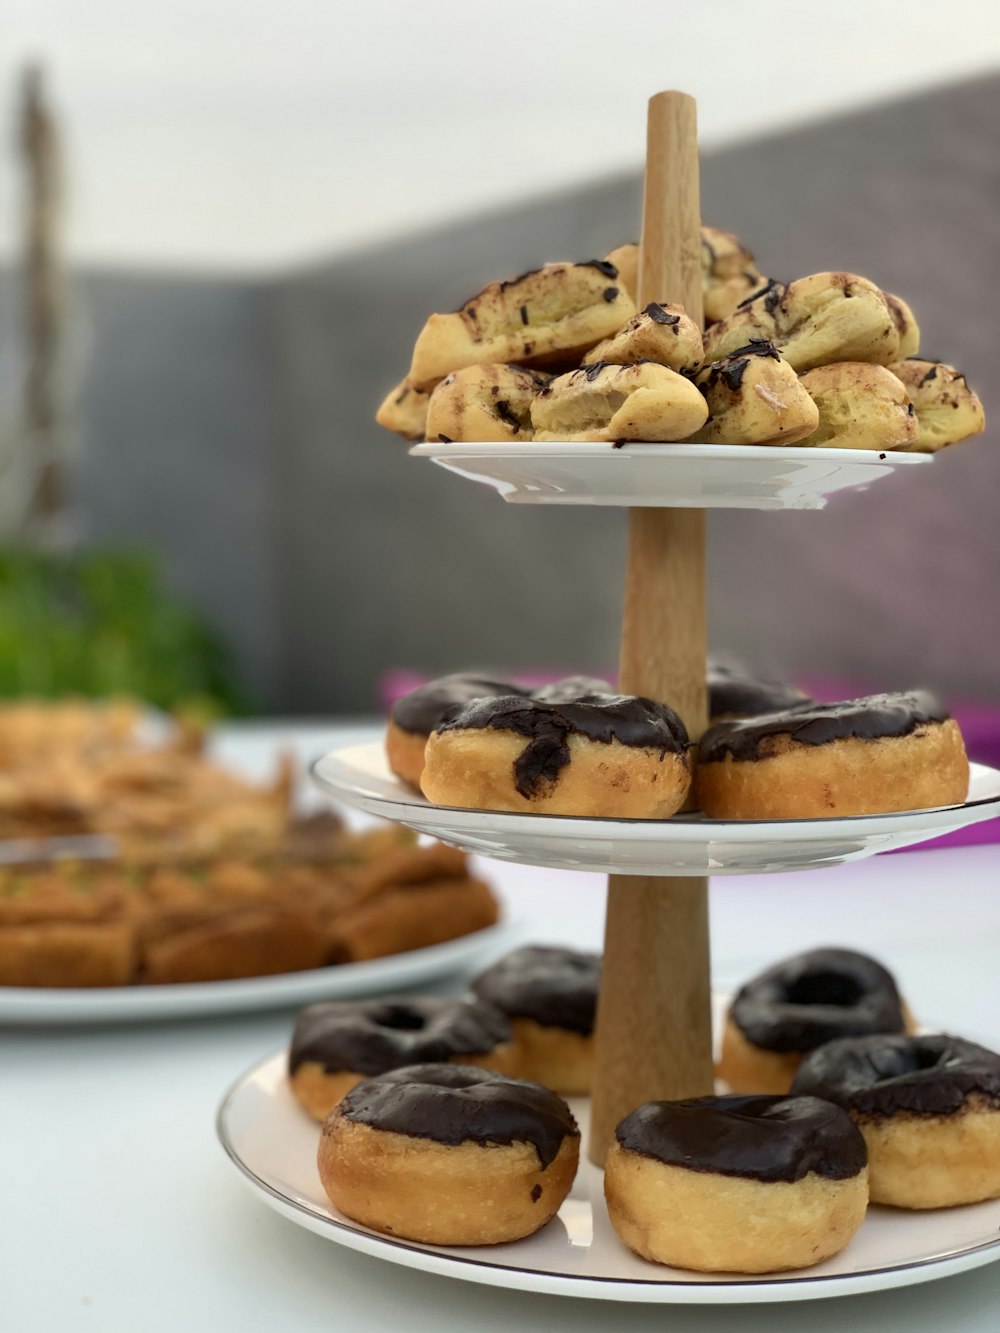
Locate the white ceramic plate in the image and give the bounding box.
[311,743,1000,876]
[0,923,513,1025]
[218,1051,1000,1305]
[410,441,932,510]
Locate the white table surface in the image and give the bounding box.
[4,721,1000,1332]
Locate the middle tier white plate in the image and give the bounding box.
[410,440,932,509]
[311,743,1000,876]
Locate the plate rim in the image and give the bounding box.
[410,441,933,466]
[217,1049,1000,1306]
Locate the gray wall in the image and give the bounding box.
[20,73,996,711]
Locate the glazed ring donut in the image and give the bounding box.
[685,339,820,445]
[791,1033,1000,1208]
[718,947,909,1094]
[798,362,917,451]
[582,303,704,376]
[707,659,811,723]
[605,1095,868,1273]
[375,379,431,440]
[289,996,513,1122]
[386,673,522,788]
[472,945,601,1095]
[317,1063,580,1244]
[421,691,691,818]
[425,364,550,443]
[695,691,969,819]
[408,260,634,390]
[889,359,986,452]
[703,272,898,372]
[529,361,709,443]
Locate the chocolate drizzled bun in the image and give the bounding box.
[615,1094,867,1183]
[605,1094,869,1272]
[707,661,812,722]
[790,1034,1000,1208]
[335,1063,578,1168]
[531,675,613,704]
[473,946,600,1036]
[695,690,968,819]
[791,1033,1000,1119]
[288,997,510,1123]
[391,673,523,737]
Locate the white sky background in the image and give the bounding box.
[3,0,1000,272]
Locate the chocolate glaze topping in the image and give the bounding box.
[473,945,601,1035]
[699,691,949,763]
[616,1095,867,1182]
[334,1063,579,1167]
[791,1034,1000,1118]
[731,948,905,1053]
[703,339,782,392]
[289,997,510,1077]
[644,302,681,327]
[708,661,812,720]
[438,692,689,799]
[532,675,612,703]
[392,673,526,736]
[736,278,784,314]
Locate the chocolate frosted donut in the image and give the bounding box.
[387,673,522,787]
[605,1095,868,1272]
[707,661,812,723]
[288,996,511,1122]
[718,947,909,1094]
[695,690,968,818]
[791,1033,1000,1208]
[318,1064,580,1245]
[472,945,601,1094]
[421,692,691,818]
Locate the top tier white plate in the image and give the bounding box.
[410,441,931,509]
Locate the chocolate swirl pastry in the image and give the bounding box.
[289,996,510,1078]
[473,945,601,1036]
[707,661,812,722]
[615,1094,867,1183]
[730,948,906,1054]
[336,1063,578,1168]
[791,1033,1000,1118]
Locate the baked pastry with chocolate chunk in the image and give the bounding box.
[604,225,763,322]
[421,690,691,818]
[890,358,986,452]
[685,339,820,445]
[799,362,917,451]
[695,691,969,819]
[408,261,634,390]
[425,364,549,443]
[791,1033,1000,1208]
[884,292,920,359]
[582,303,703,376]
[530,361,708,443]
[375,379,431,440]
[703,272,899,372]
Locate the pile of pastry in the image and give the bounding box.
[384,664,970,820]
[376,227,984,452]
[0,820,497,987]
[285,941,1000,1273]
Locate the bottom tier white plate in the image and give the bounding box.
[218,1051,1000,1306]
[311,744,1000,875]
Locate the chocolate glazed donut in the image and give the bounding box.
[472,945,601,1094]
[695,690,969,818]
[317,1064,581,1245]
[718,947,910,1094]
[386,673,522,787]
[706,660,812,723]
[791,1033,1000,1208]
[288,996,512,1122]
[604,1095,868,1273]
[421,692,691,818]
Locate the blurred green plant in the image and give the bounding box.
[0,547,251,714]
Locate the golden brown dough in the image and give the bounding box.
[799,362,917,451]
[408,261,633,389]
[375,379,431,440]
[704,272,899,372]
[604,226,763,321]
[425,364,548,443]
[890,358,986,452]
[583,302,703,375]
[884,293,920,359]
[530,361,708,443]
[685,339,820,445]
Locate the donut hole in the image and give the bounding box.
[784,972,865,1008]
[377,1007,428,1032]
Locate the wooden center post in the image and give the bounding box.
[589,92,714,1165]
